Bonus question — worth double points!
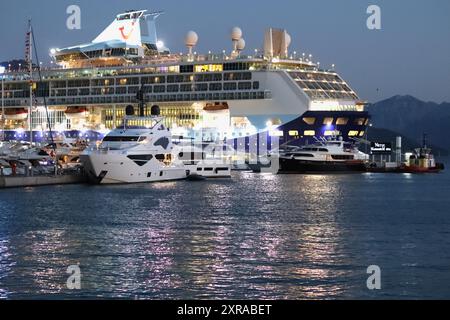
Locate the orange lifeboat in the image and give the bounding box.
[4,108,28,121]
[65,106,88,119]
[203,102,229,112]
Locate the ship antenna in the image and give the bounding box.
[30,22,54,145]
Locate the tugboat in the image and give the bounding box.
[249,136,369,173]
[399,135,444,173]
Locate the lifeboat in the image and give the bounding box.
[203,102,229,112]
[4,108,28,121]
[65,106,88,119]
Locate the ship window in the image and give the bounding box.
[224,82,237,91]
[348,130,359,137]
[324,130,340,136]
[154,85,165,93]
[180,65,194,73]
[323,117,334,125]
[359,131,365,137]
[209,83,222,91]
[167,85,179,92]
[238,82,252,90]
[354,118,366,125]
[289,130,299,136]
[302,117,316,125]
[336,118,349,125]
[303,130,315,136]
[253,81,260,90]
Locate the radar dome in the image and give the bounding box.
[185,31,199,47]
[237,38,246,51]
[231,27,243,41]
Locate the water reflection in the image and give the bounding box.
[0,168,449,299]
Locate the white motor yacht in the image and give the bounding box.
[80,107,188,184]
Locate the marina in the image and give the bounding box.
[0,1,449,305]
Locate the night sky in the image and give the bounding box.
[0,0,449,103]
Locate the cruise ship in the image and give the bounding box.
[0,9,369,151]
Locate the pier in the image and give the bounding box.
[0,173,86,188]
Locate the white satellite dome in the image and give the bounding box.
[185,31,199,47]
[237,38,246,51]
[231,27,243,41]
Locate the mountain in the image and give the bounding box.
[367,95,450,152]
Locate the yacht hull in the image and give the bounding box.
[279,158,367,173]
[80,154,187,184]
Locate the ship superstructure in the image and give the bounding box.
[0,9,369,148]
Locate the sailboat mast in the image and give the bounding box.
[26,20,33,144]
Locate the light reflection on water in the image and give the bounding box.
[1,166,450,299]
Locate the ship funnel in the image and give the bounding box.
[264,28,292,59]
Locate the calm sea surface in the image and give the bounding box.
[1,160,450,299]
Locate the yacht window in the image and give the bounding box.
[331,155,354,160]
[288,130,299,136]
[138,136,147,142]
[303,130,315,136]
[103,136,140,142]
[318,148,329,152]
[292,153,314,158]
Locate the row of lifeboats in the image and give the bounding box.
[0,107,88,120]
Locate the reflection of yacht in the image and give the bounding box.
[249,137,368,173]
[80,107,188,184]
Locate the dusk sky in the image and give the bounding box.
[0,0,449,103]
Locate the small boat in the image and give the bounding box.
[399,137,444,173]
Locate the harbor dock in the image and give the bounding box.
[0,173,86,188]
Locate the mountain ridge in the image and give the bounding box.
[367,95,450,152]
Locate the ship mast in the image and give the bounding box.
[29,21,54,145]
[25,20,33,144]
